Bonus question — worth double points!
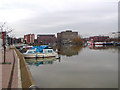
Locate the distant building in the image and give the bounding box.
[108,32,120,39]
[16,38,24,43]
[89,36,109,42]
[57,30,78,44]
[24,34,35,44]
[37,34,56,45]
[82,38,89,42]
[7,35,21,45]
[34,39,38,44]
[7,35,12,45]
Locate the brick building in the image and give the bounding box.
[24,34,35,44]
[57,30,78,44]
[37,34,56,45]
[89,36,109,42]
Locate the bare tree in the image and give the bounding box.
[72,36,83,45]
[0,22,13,64]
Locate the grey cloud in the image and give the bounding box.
[3,0,117,38]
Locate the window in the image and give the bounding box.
[28,51,33,54]
[48,50,53,53]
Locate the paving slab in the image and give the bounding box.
[2,47,18,89]
[0,45,2,90]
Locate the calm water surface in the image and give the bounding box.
[26,45,118,88]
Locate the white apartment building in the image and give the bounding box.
[108,32,120,39]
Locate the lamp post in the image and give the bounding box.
[2,32,6,64]
[0,23,13,64]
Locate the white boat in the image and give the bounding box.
[94,45,103,47]
[21,46,33,50]
[87,41,94,46]
[94,42,103,45]
[23,48,58,59]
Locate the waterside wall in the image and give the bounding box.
[13,47,35,88]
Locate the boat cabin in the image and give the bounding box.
[43,49,54,53]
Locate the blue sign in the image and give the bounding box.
[0,39,3,47]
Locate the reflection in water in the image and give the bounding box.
[88,45,108,50]
[57,45,83,57]
[25,58,58,66]
[27,46,118,88]
[88,45,120,51]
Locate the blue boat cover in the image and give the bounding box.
[31,45,48,53]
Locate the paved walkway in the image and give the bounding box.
[0,45,2,90]
[1,47,19,89]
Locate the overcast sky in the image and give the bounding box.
[0,0,119,38]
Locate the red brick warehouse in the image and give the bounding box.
[24,34,35,44]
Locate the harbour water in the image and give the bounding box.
[26,45,119,88]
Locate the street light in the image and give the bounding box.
[0,23,13,64]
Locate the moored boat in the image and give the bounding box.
[23,45,58,59]
[94,42,103,45]
[21,46,33,50]
[87,41,94,46]
[114,42,120,46]
[103,42,113,45]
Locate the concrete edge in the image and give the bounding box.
[14,48,35,88]
[14,50,22,88]
[7,49,14,88]
[21,52,35,85]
